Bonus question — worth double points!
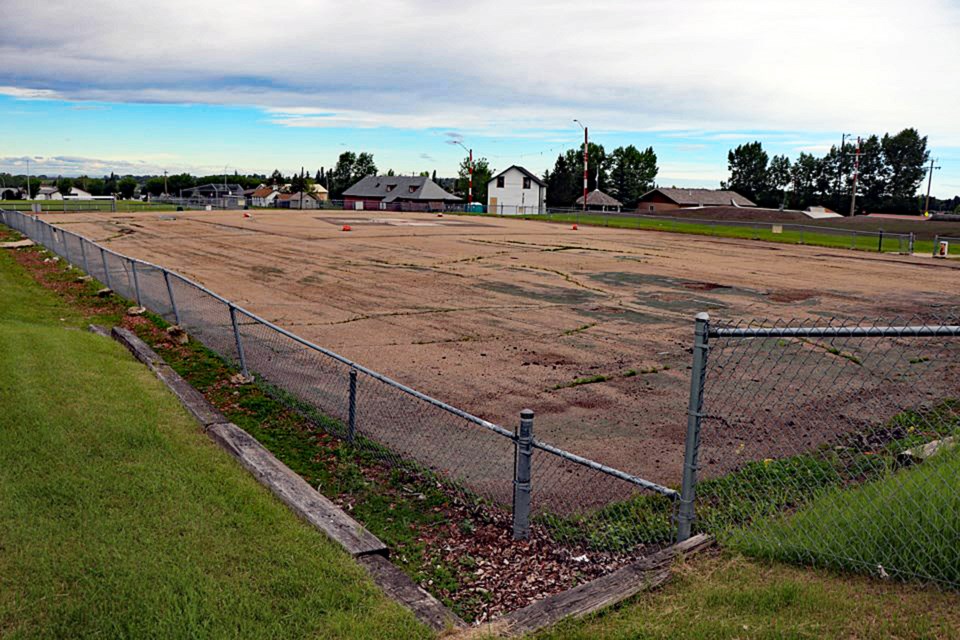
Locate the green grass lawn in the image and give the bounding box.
[536,212,927,254]
[535,551,960,639]
[731,445,960,586]
[0,247,429,639]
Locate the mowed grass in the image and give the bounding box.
[535,551,960,640]
[732,445,960,586]
[0,248,428,638]
[538,212,931,254]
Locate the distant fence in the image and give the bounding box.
[677,314,960,589]
[0,208,675,550]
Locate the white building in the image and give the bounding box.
[64,187,93,200]
[486,165,547,215]
[35,186,62,200]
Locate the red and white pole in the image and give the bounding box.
[849,136,861,217]
[582,127,588,212]
[469,148,474,203]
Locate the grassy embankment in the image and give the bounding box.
[0,229,428,639]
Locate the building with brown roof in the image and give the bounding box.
[637,188,755,212]
[575,189,624,211]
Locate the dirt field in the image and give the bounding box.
[43,209,960,487]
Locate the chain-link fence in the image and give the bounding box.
[1,209,675,553]
[677,313,960,588]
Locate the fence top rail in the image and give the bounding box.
[711,324,960,339]
[5,209,517,441]
[532,438,679,498]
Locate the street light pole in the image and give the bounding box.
[924,158,942,215]
[574,119,588,213]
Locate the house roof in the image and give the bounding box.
[576,189,623,208]
[251,186,277,198]
[277,192,316,201]
[488,165,546,187]
[38,186,59,195]
[640,188,756,207]
[342,175,461,202]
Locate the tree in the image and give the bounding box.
[419,171,430,177]
[144,176,166,196]
[290,169,308,193]
[269,169,285,186]
[432,170,437,182]
[723,141,769,203]
[545,153,578,207]
[117,177,138,199]
[456,156,492,203]
[882,128,929,209]
[607,145,658,208]
[766,155,792,207]
[56,177,74,197]
[352,153,377,183]
[853,135,887,214]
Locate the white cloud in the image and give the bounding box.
[0,154,227,177]
[0,0,957,141]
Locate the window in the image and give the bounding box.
[385,184,396,192]
[409,185,418,193]
[523,177,532,189]
[496,176,505,188]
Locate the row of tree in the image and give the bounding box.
[723,128,945,214]
[542,145,658,208]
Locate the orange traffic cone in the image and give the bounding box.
[571,223,578,230]
[437,213,444,218]
[342,224,352,232]
[243,212,251,218]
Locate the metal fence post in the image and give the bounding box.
[162,270,180,325]
[512,409,534,540]
[677,312,710,542]
[100,247,112,290]
[229,303,249,377]
[62,231,71,265]
[878,229,884,252]
[131,260,142,306]
[348,368,358,444]
[933,235,939,257]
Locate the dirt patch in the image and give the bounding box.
[768,289,820,303]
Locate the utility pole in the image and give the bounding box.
[452,140,473,203]
[26,157,31,200]
[835,132,851,212]
[574,119,588,212]
[300,166,305,210]
[849,136,862,217]
[924,158,942,215]
[163,170,168,197]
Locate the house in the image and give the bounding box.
[342,175,461,211]
[64,187,93,200]
[309,183,330,202]
[249,186,280,207]
[35,186,62,200]
[486,166,547,215]
[636,188,756,212]
[575,189,623,212]
[276,192,319,209]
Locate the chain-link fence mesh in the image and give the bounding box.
[2,210,673,555]
[688,315,960,588]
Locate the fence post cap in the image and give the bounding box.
[695,312,710,322]
[520,408,534,419]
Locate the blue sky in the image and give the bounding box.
[1,0,959,197]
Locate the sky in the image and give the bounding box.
[1,0,959,197]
